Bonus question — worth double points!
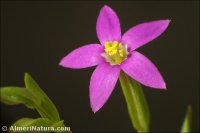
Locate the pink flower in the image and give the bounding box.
[59,5,170,113]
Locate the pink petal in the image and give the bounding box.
[122,20,170,51]
[90,62,120,113]
[121,51,166,89]
[96,5,121,45]
[59,44,104,69]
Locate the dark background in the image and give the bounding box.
[1,1,199,132]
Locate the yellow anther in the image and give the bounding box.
[108,49,117,56]
[105,47,111,53]
[105,41,111,49]
[102,41,129,65]
[113,41,118,45]
[119,49,125,57]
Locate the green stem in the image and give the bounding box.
[181,105,192,132]
[119,71,150,132]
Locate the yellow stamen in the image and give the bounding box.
[102,41,129,65]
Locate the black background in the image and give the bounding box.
[1,1,199,132]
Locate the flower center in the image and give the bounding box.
[101,41,129,65]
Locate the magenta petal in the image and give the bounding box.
[59,44,104,69]
[121,51,166,89]
[122,20,170,51]
[96,5,121,45]
[90,62,120,113]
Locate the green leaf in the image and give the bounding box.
[52,120,64,127]
[181,105,192,133]
[119,71,150,132]
[0,73,71,132]
[11,118,54,127]
[0,87,36,109]
[24,73,60,122]
[0,73,61,122]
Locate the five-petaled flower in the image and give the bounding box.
[59,5,170,113]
